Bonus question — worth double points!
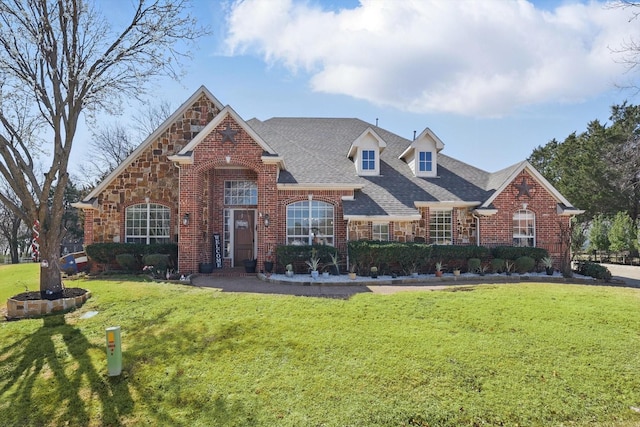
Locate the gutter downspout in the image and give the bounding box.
[346,218,351,271]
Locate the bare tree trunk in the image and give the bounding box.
[38,227,63,295]
[10,216,20,263]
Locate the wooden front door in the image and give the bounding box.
[233,210,254,267]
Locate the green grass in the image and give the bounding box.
[0,262,40,301]
[1,263,640,426]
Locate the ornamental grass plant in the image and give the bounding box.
[1,263,640,426]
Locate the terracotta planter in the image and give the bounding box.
[348,272,357,280]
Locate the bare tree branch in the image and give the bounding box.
[0,0,208,293]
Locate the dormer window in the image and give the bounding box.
[399,127,444,178]
[418,151,432,172]
[362,150,376,171]
[347,127,386,176]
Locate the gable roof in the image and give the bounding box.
[480,160,574,209]
[346,127,387,158]
[246,118,582,219]
[398,127,444,160]
[171,105,278,163]
[247,118,493,218]
[78,86,224,205]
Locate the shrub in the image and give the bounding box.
[348,240,432,275]
[491,258,505,273]
[467,258,481,273]
[492,246,548,262]
[430,245,490,271]
[86,242,177,266]
[576,261,612,281]
[514,256,535,273]
[115,253,139,272]
[143,253,169,276]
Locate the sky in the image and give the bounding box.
[74,0,640,175]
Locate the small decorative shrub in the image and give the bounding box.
[491,246,548,262]
[143,253,169,277]
[514,256,535,274]
[467,258,481,273]
[576,261,611,281]
[491,258,505,273]
[116,253,138,272]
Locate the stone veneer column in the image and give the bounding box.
[178,163,202,274]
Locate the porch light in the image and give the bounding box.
[264,213,270,227]
[182,213,190,226]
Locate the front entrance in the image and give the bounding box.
[233,210,255,267]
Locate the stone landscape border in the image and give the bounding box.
[6,290,91,320]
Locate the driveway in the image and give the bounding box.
[601,263,640,288]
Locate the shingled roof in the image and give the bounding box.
[247,117,512,218]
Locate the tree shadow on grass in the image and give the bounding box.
[124,317,261,426]
[0,315,134,426]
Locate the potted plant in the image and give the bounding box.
[329,251,340,276]
[453,267,461,277]
[434,261,444,277]
[370,266,378,278]
[305,250,321,280]
[348,263,357,280]
[504,260,514,276]
[541,256,554,275]
[285,263,294,277]
[243,258,257,273]
[263,250,274,273]
[322,268,330,278]
[478,264,489,276]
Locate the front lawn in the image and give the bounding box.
[1,263,639,426]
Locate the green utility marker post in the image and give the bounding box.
[106,326,122,376]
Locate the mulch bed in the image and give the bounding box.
[9,288,88,301]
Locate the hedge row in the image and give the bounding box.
[348,240,432,275]
[346,241,550,275]
[86,242,178,269]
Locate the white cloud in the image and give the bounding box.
[224,0,640,117]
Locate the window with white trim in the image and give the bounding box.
[418,151,432,172]
[362,150,375,170]
[125,203,170,244]
[429,209,452,244]
[286,200,334,245]
[372,223,389,241]
[224,181,257,205]
[513,209,535,247]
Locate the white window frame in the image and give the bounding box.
[362,149,376,171]
[429,209,452,244]
[418,151,433,172]
[372,223,389,241]
[513,209,535,247]
[224,180,257,206]
[286,200,334,245]
[125,203,171,244]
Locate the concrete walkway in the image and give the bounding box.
[190,263,640,297]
